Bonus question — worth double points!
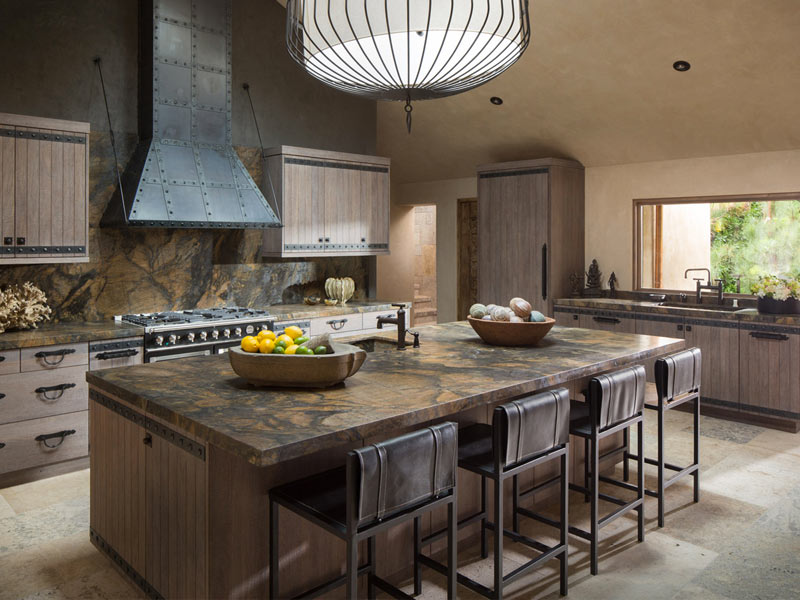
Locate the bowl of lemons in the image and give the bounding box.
[229,325,367,388]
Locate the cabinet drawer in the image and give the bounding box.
[21,342,88,372]
[89,338,144,370]
[555,310,581,327]
[361,310,398,332]
[0,410,88,475]
[579,313,636,333]
[0,349,20,375]
[309,314,363,336]
[0,365,88,425]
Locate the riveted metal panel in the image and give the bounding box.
[194,0,227,32]
[131,183,169,221]
[157,63,192,106]
[205,187,243,222]
[156,20,192,65]
[197,147,234,185]
[157,0,191,25]
[156,104,191,141]
[158,144,199,185]
[194,30,226,71]
[168,185,208,221]
[194,109,226,145]
[195,70,226,110]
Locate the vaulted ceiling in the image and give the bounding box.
[278,1,800,184]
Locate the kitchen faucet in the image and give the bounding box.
[684,268,723,304]
[377,304,420,350]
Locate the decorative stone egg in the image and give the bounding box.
[491,306,511,321]
[509,297,532,319]
[529,310,546,323]
[481,315,493,321]
[469,303,488,319]
[485,303,498,314]
[510,315,525,323]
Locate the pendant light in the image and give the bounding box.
[286,1,531,132]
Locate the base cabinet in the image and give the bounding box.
[685,320,740,408]
[635,316,685,381]
[579,312,636,333]
[738,325,800,418]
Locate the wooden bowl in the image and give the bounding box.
[467,316,556,347]
[229,343,367,388]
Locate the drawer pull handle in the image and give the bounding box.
[593,316,621,324]
[749,331,789,341]
[0,393,4,400]
[35,429,76,449]
[0,356,5,362]
[35,383,77,400]
[0,442,5,449]
[95,349,139,361]
[34,348,76,365]
[326,319,348,330]
[143,434,153,447]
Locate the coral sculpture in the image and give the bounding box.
[0,282,52,333]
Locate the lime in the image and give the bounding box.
[297,346,313,355]
[314,345,328,355]
[295,335,310,346]
[272,345,285,354]
[275,339,289,349]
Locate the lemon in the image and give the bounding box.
[285,344,299,355]
[284,325,304,340]
[240,336,259,353]
[276,334,294,347]
[257,329,276,342]
[258,339,276,354]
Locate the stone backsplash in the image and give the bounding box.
[0,133,371,322]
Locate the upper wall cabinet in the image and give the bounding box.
[261,146,390,257]
[0,113,89,264]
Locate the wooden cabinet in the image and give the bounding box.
[635,315,685,381]
[555,309,582,327]
[684,320,739,407]
[738,324,800,418]
[262,146,390,257]
[477,158,584,316]
[0,113,89,264]
[579,312,636,333]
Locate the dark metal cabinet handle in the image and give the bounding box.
[3,237,12,245]
[685,325,693,332]
[0,393,5,400]
[0,355,5,362]
[749,331,789,341]
[318,237,323,243]
[35,429,76,448]
[34,348,76,365]
[0,442,5,449]
[326,318,348,331]
[572,314,579,321]
[593,316,621,324]
[324,237,331,242]
[34,382,76,400]
[17,237,25,245]
[541,243,548,300]
[143,434,153,447]
[94,349,139,361]
[677,325,684,331]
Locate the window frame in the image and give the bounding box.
[632,191,800,295]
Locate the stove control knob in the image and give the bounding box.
[187,332,195,342]
[168,334,177,345]
[222,329,231,338]
[154,335,164,346]
[211,330,220,340]
[234,327,243,337]
[245,325,255,334]
[199,331,208,341]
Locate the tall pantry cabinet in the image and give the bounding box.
[477,158,585,316]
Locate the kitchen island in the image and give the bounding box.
[86,322,683,599]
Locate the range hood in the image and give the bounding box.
[102,0,281,229]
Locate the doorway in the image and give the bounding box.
[412,205,438,325]
[457,198,478,320]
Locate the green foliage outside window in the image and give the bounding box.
[710,200,800,293]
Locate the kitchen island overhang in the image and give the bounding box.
[86,322,685,599]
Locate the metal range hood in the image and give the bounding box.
[102,0,281,229]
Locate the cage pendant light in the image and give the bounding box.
[286,0,531,132]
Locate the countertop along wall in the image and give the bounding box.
[0,0,378,321]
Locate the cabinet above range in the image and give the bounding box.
[261,146,390,258]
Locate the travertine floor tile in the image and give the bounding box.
[0,495,15,520]
[1,470,90,516]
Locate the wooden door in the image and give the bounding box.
[579,312,636,333]
[635,316,685,381]
[738,326,800,417]
[457,199,478,320]
[362,168,390,250]
[282,160,324,252]
[0,128,14,256]
[684,321,739,406]
[323,163,363,250]
[145,423,207,600]
[478,171,549,312]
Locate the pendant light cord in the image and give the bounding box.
[243,83,281,223]
[94,57,128,225]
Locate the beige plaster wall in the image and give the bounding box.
[585,149,800,290]
[376,202,416,309]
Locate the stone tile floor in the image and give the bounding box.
[0,410,798,599]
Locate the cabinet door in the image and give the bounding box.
[579,312,636,333]
[282,160,325,252]
[738,326,800,417]
[323,164,362,250]
[684,321,739,406]
[478,171,549,312]
[635,316,685,381]
[555,309,581,327]
[362,168,390,250]
[0,127,14,256]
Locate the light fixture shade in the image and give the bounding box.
[286,0,531,102]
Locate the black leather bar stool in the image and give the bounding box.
[421,389,570,599]
[626,348,701,527]
[569,365,646,576]
[269,422,458,599]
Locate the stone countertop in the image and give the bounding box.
[554,298,800,327]
[0,301,412,351]
[86,321,684,467]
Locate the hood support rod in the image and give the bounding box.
[243,82,281,224]
[94,57,128,225]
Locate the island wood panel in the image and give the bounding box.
[738,328,800,417]
[547,166,585,313]
[579,313,636,334]
[635,317,685,381]
[0,128,14,252]
[685,322,739,406]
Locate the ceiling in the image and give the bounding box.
[363,0,800,184]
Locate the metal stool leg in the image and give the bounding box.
[590,434,599,576]
[657,402,666,528]
[368,535,376,600]
[584,437,590,503]
[447,498,457,600]
[481,476,488,559]
[560,451,569,596]
[637,418,645,542]
[622,428,630,482]
[694,396,701,503]
[346,536,358,599]
[413,516,422,596]
[512,474,520,533]
[494,477,504,599]
[269,499,279,600]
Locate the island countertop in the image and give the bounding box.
[86,322,684,467]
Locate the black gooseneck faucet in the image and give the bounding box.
[376,304,420,350]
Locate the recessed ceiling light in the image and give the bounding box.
[673,60,691,72]
[490,96,504,105]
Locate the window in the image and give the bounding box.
[634,193,800,294]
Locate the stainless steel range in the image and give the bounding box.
[115,307,274,363]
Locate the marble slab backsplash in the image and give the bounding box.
[0,133,370,322]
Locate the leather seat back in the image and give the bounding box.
[351,422,457,526]
[495,388,570,468]
[589,365,646,429]
[655,347,702,401]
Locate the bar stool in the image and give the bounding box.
[569,365,646,576]
[626,347,701,527]
[269,422,458,599]
[420,388,570,599]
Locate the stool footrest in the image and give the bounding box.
[519,474,561,499]
[370,574,416,600]
[483,520,552,555]
[627,454,690,473]
[516,506,560,530]
[422,511,483,545]
[598,497,643,528]
[598,475,639,493]
[418,554,493,599]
